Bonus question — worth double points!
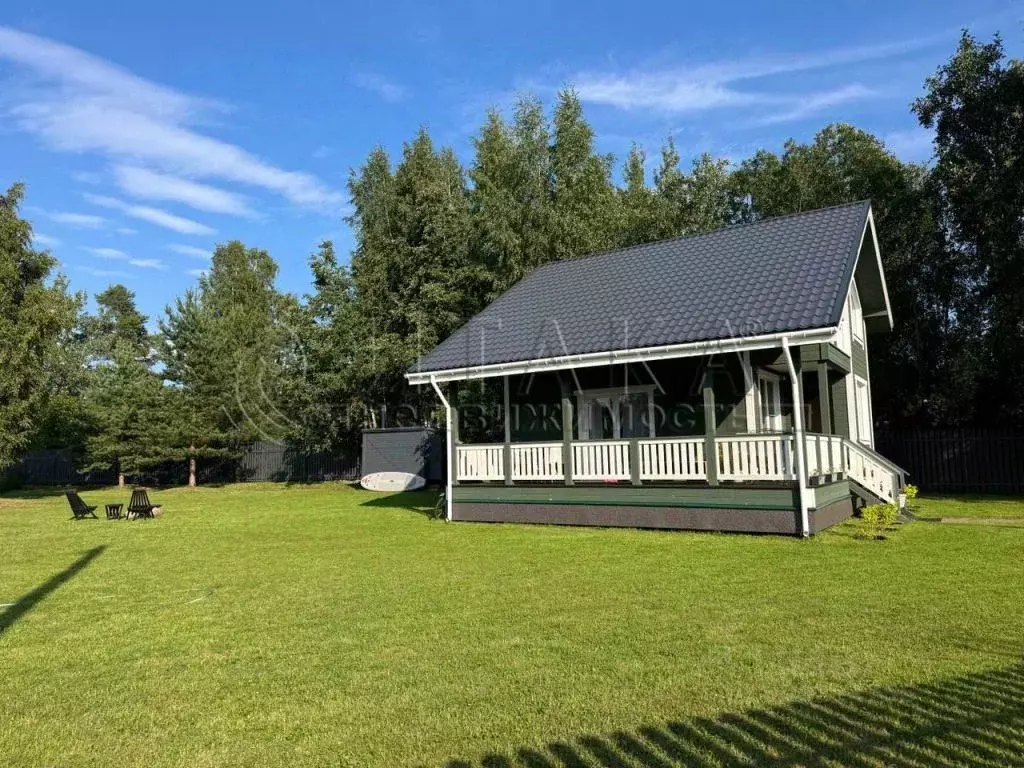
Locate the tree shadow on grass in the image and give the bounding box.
[0,545,106,635]
[444,662,1024,767]
[357,489,443,519]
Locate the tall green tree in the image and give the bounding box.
[287,240,366,450]
[161,241,293,449]
[83,284,151,364]
[0,184,80,469]
[652,139,735,237]
[549,89,617,261]
[83,345,173,484]
[730,123,961,426]
[914,32,1024,423]
[470,97,553,293]
[349,130,487,424]
[616,144,659,247]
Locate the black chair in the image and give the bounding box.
[127,488,157,519]
[66,491,98,519]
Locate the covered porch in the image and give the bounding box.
[432,340,904,535]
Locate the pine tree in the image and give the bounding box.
[82,284,151,365]
[160,241,292,450]
[83,344,173,484]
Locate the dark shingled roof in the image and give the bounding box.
[412,200,871,374]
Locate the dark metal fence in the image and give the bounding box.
[875,428,1024,495]
[236,442,361,483]
[1,441,361,489]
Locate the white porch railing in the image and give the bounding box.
[717,435,795,481]
[572,440,630,481]
[454,434,904,502]
[456,444,504,482]
[510,442,563,481]
[639,437,705,480]
[842,439,902,503]
[804,434,845,477]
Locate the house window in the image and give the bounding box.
[855,376,872,443]
[851,282,864,345]
[756,371,783,432]
[577,387,655,440]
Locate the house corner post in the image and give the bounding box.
[560,375,574,486]
[782,340,811,537]
[430,377,456,522]
[702,369,718,486]
[503,375,513,486]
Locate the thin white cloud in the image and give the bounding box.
[311,145,334,159]
[113,165,254,217]
[49,211,106,228]
[78,266,130,278]
[167,244,211,259]
[129,258,166,270]
[32,232,60,247]
[84,193,215,235]
[351,72,406,103]
[187,268,208,278]
[83,246,129,260]
[116,226,137,235]
[752,84,876,125]
[0,26,342,210]
[573,34,944,115]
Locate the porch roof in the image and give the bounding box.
[409,201,888,385]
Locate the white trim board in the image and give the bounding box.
[407,326,838,385]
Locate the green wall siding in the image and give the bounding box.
[852,340,868,379]
[831,372,850,437]
[508,372,563,442]
[453,483,798,510]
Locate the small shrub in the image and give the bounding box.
[858,502,899,540]
[902,483,919,510]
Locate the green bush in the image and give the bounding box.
[903,483,919,509]
[858,502,899,539]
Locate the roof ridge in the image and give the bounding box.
[538,199,872,269]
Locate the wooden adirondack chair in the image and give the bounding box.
[65,491,98,519]
[127,488,157,519]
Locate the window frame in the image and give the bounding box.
[755,370,784,433]
[575,386,656,440]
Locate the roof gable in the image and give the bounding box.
[411,200,874,378]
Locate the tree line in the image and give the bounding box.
[1,32,1021,481]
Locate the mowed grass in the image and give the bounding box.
[1,485,1023,767]
[912,494,1024,519]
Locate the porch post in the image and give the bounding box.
[560,375,574,486]
[503,375,513,486]
[449,382,460,489]
[430,377,455,522]
[817,362,832,435]
[816,362,830,479]
[782,339,811,537]
[629,439,641,486]
[702,369,718,486]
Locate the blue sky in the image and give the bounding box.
[1,1,1021,324]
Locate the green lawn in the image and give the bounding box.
[1,485,1022,767]
[912,494,1024,520]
